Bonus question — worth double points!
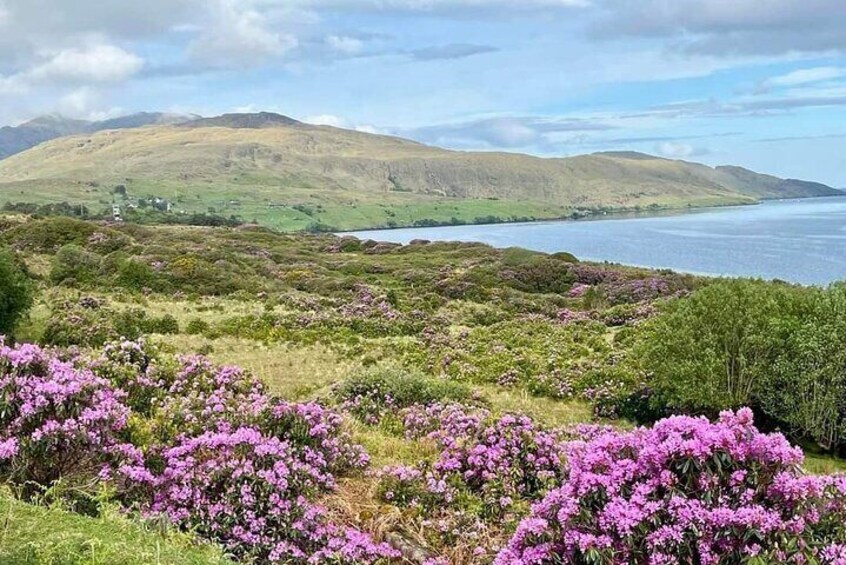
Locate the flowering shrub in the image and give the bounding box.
[0,340,397,564]
[432,318,611,398]
[376,404,572,562]
[497,409,846,565]
[108,353,390,563]
[0,341,137,499]
[41,297,180,348]
[430,414,569,515]
[148,426,392,563]
[401,402,491,442]
[603,277,671,304]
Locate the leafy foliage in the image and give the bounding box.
[0,247,32,337]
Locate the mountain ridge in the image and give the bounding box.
[0,111,839,231]
[0,112,198,160]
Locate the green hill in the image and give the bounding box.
[0,112,839,231]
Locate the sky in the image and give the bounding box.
[0,0,845,186]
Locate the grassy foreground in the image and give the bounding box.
[0,491,232,565]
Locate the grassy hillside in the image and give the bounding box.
[0,113,196,160]
[0,113,839,231]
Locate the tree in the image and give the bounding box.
[634,279,810,416]
[758,284,846,453]
[0,247,33,337]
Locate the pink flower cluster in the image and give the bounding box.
[0,341,138,495]
[401,402,491,442]
[339,285,401,322]
[0,340,397,564]
[496,408,846,565]
[381,404,568,517]
[146,424,390,563]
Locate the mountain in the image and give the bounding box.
[0,112,839,231]
[183,112,304,129]
[0,112,197,160]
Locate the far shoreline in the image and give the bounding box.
[337,192,846,236]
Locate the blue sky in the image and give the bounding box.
[1,0,845,185]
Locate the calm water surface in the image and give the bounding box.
[347,196,846,285]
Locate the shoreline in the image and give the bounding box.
[337,193,845,236]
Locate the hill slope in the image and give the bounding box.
[0,113,839,231]
[0,112,197,160]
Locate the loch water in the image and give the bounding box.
[346,196,846,285]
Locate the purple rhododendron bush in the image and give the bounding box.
[0,338,398,564]
[3,336,846,564]
[497,408,846,565]
[375,403,575,562]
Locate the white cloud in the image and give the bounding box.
[655,141,708,159]
[0,44,143,98]
[294,0,588,10]
[189,0,298,67]
[56,87,125,119]
[354,124,382,134]
[304,113,347,127]
[28,45,143,84]
[764,67,846,88]
[404,115,615,150]
[326,35,364,55]
[591,0,846,56]
[303,113,384,134]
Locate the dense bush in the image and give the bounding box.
[50,244,103,286]
[630,280,809,416]
[501,254,576,294]
[3,217,100,252]
[0,342,138,501]
[758,284,846,454]
[622,280,846,454]
[430,318,611,400]
[0,248,33,337]
[497,409,846,565]
[376,403,573,562]
[41,299,180,347]
[334,366,473,424]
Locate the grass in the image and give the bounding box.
[160,335,358,400]
[480,385,595,428]
[0,491,232,565]
[804,453,846,475]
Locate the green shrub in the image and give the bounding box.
[186,318,211,335]
[333,366,473,424]
[758,283,846,453]
[146,314,180,335]
[0,248,33,337]
[41,301,149,347]
[434,318,610,399]
[631,279,811,417]
[50,245,102,286]
[502,257,576,294]
[3,217,99,252]
[115,258,161,292]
